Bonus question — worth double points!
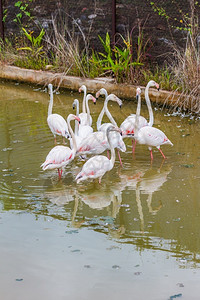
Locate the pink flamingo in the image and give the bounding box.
[96,89,122,131]
[76,125,121,184]
[78,94,96,139]
[96,90,124,166]
[134,87,173,160]
[47,83,70,144]
[41,114,80,179]
[120,80,159,152]
[78,85,94,126]
[76,123,126,161]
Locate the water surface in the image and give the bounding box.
[0,81,200,300]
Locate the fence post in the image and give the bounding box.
[0,0,4,40]
[111,0,116,47]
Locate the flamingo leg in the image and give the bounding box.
[150,149,153,160]
[58,168,62,179]
[107,150,110,159]
[54,136,57,145]
[62,136,66,145]
[132,139,137,154]
[158,148,166,159]
[99,177,102,184]
[118,150,123,167]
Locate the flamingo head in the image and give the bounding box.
[78,85,86,93]
[96,88,107,98]
[74,116,81,124]
[107,125,122,136]
[136,87,141,100]
[149,80,160,91]
[96,90,100,98]
[87,94,96,105]
[72,99,78,110]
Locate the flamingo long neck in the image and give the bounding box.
[73,99,79,136]
[104,95,118,127]
[134,93,142,140]
[107,129,116,167]
[48,85,53,116]
[67,116,77,154]
[82,86,87,114]
[145,82,154,127]
[96,89,108,130]
[85,95,91,125]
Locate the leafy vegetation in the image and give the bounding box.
[0,1,199,112]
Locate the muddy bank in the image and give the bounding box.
[0,64,179,107]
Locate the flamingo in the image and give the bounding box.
[120,80,159,152]
[134,87,173,160]
[76,122,126,161]
[70,95,96,150]
[96,90,124,166]
[96,90,122,132]
[78,94,96,139]
[78,85,94,126]
[47,83,70,144]
[41,114,80,179]
[76,125,121,184]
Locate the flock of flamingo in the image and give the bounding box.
[41,80,173,183]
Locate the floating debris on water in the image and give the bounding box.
[65,230,79,234]
[181,164,194,168]
[112,265,120,269]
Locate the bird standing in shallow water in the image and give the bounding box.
[41,114,80,179]
[76,125,122,184]
[47,83,70,144]
[120,80,159,153]
[134,87,173,160]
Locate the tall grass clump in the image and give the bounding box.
[149,0,200,113]
[171,12,200,112]
[45,12,92,78]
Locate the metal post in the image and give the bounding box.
[0,0,4,40]
[111,0,116,47]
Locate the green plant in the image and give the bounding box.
[17,27,45,57]
[16,28,48,70]
[97,32,142,82]
[14,0,33,25]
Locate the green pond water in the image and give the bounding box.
[0,80,200,300]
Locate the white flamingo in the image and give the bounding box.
[70,95,96,151]
[76,125,121,184]
[47,83,70,144]
[96,90,124,166]
[78,94,96,139]
[76,123,126,161]
[79,85,94,126]
[120,80,159,151]
[134,87,173,160]
[41,114,80,179]
[96,90,122,132]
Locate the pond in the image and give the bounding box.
[0,80,200,300]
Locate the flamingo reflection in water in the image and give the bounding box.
[135,164,172,232]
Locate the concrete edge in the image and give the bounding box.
[0,64,180,106]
